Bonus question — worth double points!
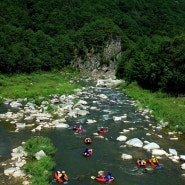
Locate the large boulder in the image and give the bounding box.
[126,138,143,148]
[180,155,185,161]
[152,149,167,156]
[143,142,160,150]
[181,163,185,170]
[169,148,178,156]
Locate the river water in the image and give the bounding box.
[0,86,185,185]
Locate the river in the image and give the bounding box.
[0,86,185,185]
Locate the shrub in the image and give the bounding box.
[23,136,56,159]
[23,156,55,185]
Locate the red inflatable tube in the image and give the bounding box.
[95,177,114,183]
[54,172,69,183]
[137,160,147,167]
[84,138,92,144]
[98,129,108,134]
[82,150,93,157]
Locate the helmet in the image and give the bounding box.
[108,171,112,175]
[62,171,65,174]
[152,155,154,158]
[57,171,60,174]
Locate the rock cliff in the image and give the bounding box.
[70,36,121,79]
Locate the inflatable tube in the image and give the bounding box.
[148,159,162,169]
[82,150,93,157]
[54,172,69,183]
[78,129,84,133]
[98,129,108,134]
[95,177,114,182]
[73,125,79,131]
[137,159,147,167]
[84,138,92,144]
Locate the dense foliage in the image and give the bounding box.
[1,0,185,94]
[23,136,56,159]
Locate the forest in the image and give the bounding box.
[1,0,185,95]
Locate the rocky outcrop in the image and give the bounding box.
[70,36,121,79]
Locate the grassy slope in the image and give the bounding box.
[0,69,82,101]
[117,82,185,133]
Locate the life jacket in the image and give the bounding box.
[61,174,68,181]
[152,157,158,163]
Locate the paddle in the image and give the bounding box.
[91,176,96,179]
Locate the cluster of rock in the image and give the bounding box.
[1,77,185,183]
[2,144,50,185]
[116,128,185,176]
[89,98,185,177]
[0,78,123,183]
[0,91,91,132]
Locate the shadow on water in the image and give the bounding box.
[0,86,185,185]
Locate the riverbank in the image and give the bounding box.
[0,70,184,134]
[0,72,185,185]
[0,68,82,103]
[117,81,185,134]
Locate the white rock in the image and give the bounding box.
[143,140,150,144]
[13,169,25,177]
[4,167,16,175]
[35,125,42,131]
[170,137,178,140]
[172,155,180,161]
[113,116,122,121]
[93,133,99,136]
[152,149,167,156]
[22,180,30,185]
[98,94,108,99]
[55,123,69,128]
[143,142,160,150]
[122,129,130,133]
[121,153,132,160]
[16,122,26,128]
[10,101,22,108]
[180,155,185,161]
[77,100,88,105]
[116,135,127,142]
[169,148,177,156]
[15,159,26,167]
[126,138,143,148]
[181,163,185,170]
[35,150,46,160]
[129,127,135,131]
[86,119,97,124]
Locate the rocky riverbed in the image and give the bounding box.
[0,78,185,185]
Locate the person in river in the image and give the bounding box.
[105,171,112,182]
[84,136,92,144]
[108,100,114,106]
[83,147,92,156]
[73,123,79,130]
[137,158,147,167]
[97,170,105,178]
[150,155,160,166]
[57,170,69,182]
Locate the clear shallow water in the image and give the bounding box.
[0,86,185,185]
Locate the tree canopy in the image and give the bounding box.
[1,0,185,94]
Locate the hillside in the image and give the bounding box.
[1,0,185,94]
